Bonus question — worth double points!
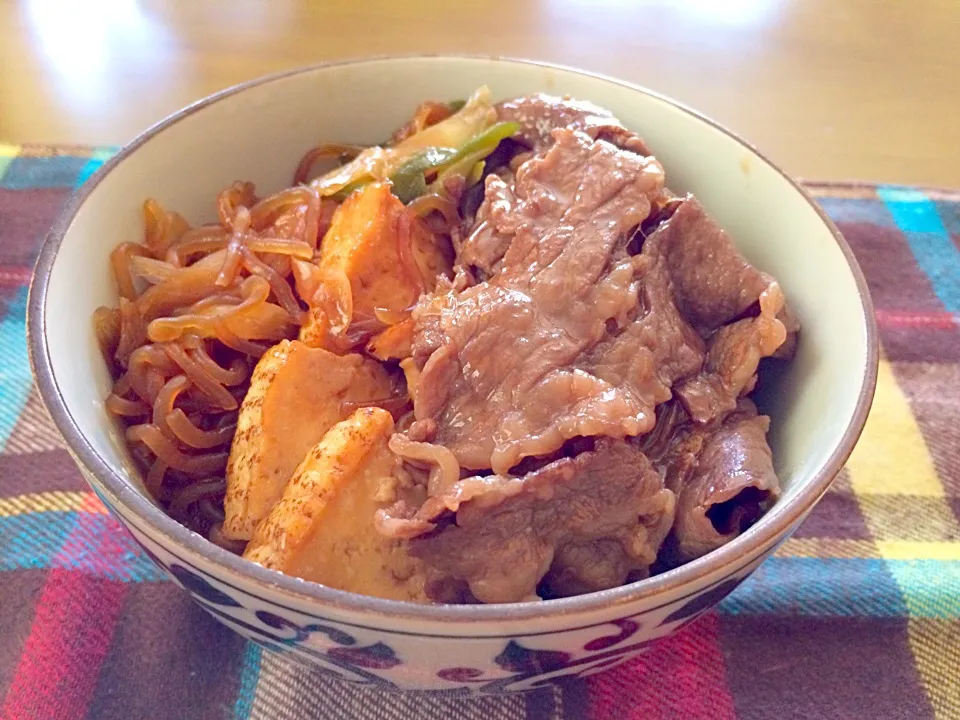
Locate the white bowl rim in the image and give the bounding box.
[27,54,879,625]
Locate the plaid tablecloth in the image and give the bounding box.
[0,144,958,720]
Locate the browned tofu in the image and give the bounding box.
[222,340,395,541]
[244,407,429,602]
[366,316,415,361]
[315,182,452,321]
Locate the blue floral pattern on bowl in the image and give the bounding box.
[105,490,772,693]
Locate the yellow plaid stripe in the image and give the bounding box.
[775,538,960,561]
[0,491,100,518]
[776,538,881,559]
[847,353,960,720]
[907,619,960,718]
[847,359,944,497]
[5,389,65,456]
[19,145,88,158]
[877,541,960,561]
[804,183,879,200]
[0,143,18,179]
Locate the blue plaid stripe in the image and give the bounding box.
[0,510,167,581]
[0,146,118,190]
[878,186,960,313]
[0,511,79,571]
[0,288,33,451]
[233,643,263,720]
[720,558,909,618]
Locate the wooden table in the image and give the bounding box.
[2,0,958,187]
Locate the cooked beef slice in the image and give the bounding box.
[376,105,797,603]
[407,440,675,603]
[675,283,788,424]
[409,128,666,473]
[653,401,780,564]
[642,196,776,335]
[496,93,650,156]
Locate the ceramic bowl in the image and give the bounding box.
[27,56,878,693]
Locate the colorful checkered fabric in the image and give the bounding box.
[1,143,958,720]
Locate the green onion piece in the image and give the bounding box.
[467,160,486,187]
[392,121,521,203]
[390,147,459,203]
[330,178,371,201]
[454,121,520,161]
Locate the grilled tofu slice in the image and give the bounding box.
[222,340,394,541]
[244,407,429,602]
[367,316,415,361]
[297,182,453,350]
[317,181,452,319]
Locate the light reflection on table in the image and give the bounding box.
[2,0,958,187]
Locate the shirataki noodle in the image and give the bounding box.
[97,144,464,546]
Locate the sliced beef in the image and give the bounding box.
[398,440,675,603]
[373,96,798,605]
[653,401,780,564]
[643,196,777,336]
[462,100,658,277]
[773,301,801,360]
[580,227,706,412]
[496,93,651,155]
[675,283,788,424]
[409,128,666,473]
[457,174,518,277]
[623,195,794,424]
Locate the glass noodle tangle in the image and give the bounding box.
[96,136,468,550]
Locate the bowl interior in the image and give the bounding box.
[37,56,871,572]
